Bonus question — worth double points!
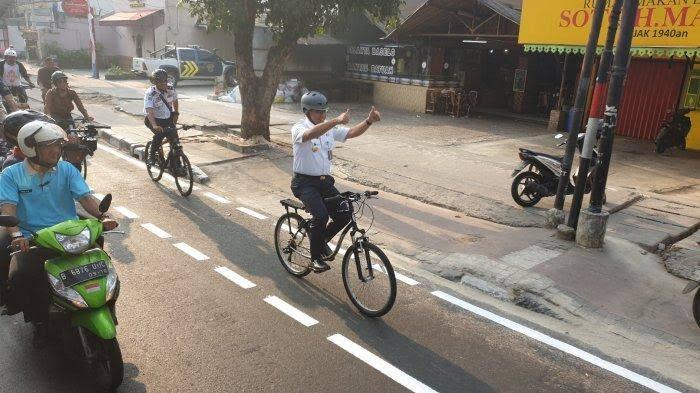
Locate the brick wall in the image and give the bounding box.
[372,82,428,113]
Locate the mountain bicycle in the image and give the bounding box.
[274,190,397,317]
[145,124,194,197]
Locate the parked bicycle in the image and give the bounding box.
[274,190,397,317]
[64,117,110,179]
[145,124,194,197]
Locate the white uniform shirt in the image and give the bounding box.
[2,63,20,87]
[143,86,178,119]
[291,118,349,176]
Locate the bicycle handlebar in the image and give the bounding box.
[324,190,379,204]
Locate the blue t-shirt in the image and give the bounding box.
[0,160,92,236]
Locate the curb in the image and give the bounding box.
[97,129,210,184]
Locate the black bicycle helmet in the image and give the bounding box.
[3,110,55,147]
[151,69,168,84]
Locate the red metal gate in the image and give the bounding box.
[617,59,687,140]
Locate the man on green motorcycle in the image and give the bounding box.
[0,119,117,345]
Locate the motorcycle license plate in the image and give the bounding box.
[59,261,109,287]
[511,161,527,177]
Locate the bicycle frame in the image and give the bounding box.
[282,196,375,282]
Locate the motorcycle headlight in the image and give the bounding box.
[106,263,119,302]
[55,228,91,254]
[47,273,88,309]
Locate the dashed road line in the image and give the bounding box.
[204,192,231,204]
[141,223,172,239]
[263,296,318,327]
[237,207,268,220]
[431,291,680,393]
[327,334,438,393]
[114,206,139,219]
[214,266,256,289]
[373,264,420,286]
[173,242,210,261]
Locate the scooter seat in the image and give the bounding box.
[519,148,563,162]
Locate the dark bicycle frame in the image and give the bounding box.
[282,192,376,282]
[154,126,186,171]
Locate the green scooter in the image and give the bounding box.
[0,194,123,391]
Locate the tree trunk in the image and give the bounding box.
[233,12,295,141]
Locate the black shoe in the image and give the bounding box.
[32,323,50,349]
[311,260,331,273]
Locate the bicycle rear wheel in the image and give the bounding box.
[342,242,396,317]
[145,142,164,182]
[173,152,193,197]
[274,213,311,277]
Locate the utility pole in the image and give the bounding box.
[547,0,607,228]
[566,0,624,229]
[577,0,640,248]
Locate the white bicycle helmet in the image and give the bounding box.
[3,48,17,57]
[17,121,67,166]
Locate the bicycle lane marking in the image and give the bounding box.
[431,291,680,393]
[237,207,268,220]
[97,143,200,191]
[204,192,231,204]
[114,206,139,219]
[263,296,319,327]
[173,242,210,261]
[141,223,172,239]
[214,266,257,289]
[327,334,438,393]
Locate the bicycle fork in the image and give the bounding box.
[352,232,374,283]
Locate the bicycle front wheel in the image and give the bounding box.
[173,152,193,197]
[145,142,164,182]
[342,242,396,317]
[274,213,311,277]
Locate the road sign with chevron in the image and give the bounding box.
[180,61,199,77]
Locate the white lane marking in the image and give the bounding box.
[431,291,680,393]
[237,207,268,220]
[373,264,420,286]
[327,334,437,393]
[97,143,200,191]
[263,296,318,327]
[92,193,106,201]
[140,223,172,239]
[204,192,231,204]
[114,206,139,219]
[500,245,562,270]
[214,266,256,289]
[173,242,210,261]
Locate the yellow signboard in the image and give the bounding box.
[519,0,700,48]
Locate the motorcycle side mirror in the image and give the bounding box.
[554,134,564,139]
[98,193,113,214]
[0,215,20,227]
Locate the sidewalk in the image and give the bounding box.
[28,69,700,368]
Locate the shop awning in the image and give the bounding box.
[385,0,521,41]
[99,9,164,28]
[524,44,700,58]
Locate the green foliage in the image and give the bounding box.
[106,65,129,76]
[41,41,104,69]
[183,0,404,42]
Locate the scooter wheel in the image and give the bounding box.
[511,171,544,207]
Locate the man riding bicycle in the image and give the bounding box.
[290,91,380,272]
[0,119,117,346]
[0,48,34,103]
[144,69,179,166]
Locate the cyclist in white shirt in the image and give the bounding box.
[290,91,380,272]
[0,48,34,103]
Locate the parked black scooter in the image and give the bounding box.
[510,133,603,207]
[655,108,692,154]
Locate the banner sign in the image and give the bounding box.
[519,0,700,48]
[61,0,89,17]
[346,45,406,76]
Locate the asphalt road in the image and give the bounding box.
[0,141,679,393]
